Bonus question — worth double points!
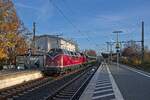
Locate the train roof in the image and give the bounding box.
[48,48,83,56]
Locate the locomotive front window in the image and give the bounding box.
[48,48,63,57]
[72,52,74,55]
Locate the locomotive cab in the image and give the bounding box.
[44,48,63,74]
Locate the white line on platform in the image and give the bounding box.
[92,93,114,100]
[120,64,150,78]
[96,80,110,84]
[94,88,113,94]
[95,85,112,90]
[96,83,111,87]
[106,64,124,100]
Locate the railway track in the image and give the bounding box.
[0,65,98,100]
[0,77,52,100]
[45,66,98,100]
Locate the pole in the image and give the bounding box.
[110,43,112,64]
[113,31,122,67]
[33,22,36,49]
[141,21,144,63]
[117,49,119,67]
[106,42,109,52]
[56,35,59,48]
[117,32,119,67]
[55,34,63,48]
[106,42,109,63]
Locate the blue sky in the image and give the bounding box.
[13,0,150,53]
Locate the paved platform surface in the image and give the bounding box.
[109,63,150,100]
[79,62,123,100]
[0,70,43,90]
[80,62,150,100]
[0,70,23,76]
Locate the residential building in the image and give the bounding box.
[35,35,78,52]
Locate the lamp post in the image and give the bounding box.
[113,31,122,67]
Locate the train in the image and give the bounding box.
[43,48,97,75]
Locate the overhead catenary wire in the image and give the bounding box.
[48,0,100,51]
[49,0,78,31]
[61,0,100,45]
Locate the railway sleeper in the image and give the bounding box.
[56,94,73,97]
[58,92,74,96]
[52,96,70,100]
[0,95,6,100]
[60,91,76,94]
[2,88,26,98]
[62,88,77,92]
[54,94,72,99]
[61,91,77,95]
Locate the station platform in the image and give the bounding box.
[0,69,24,76]
[79,63,123,100]
[0,70,43,90]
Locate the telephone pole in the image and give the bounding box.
[33,22,36,49]
[141,21,144,63]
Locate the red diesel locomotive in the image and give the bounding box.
[44,48,88,74]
